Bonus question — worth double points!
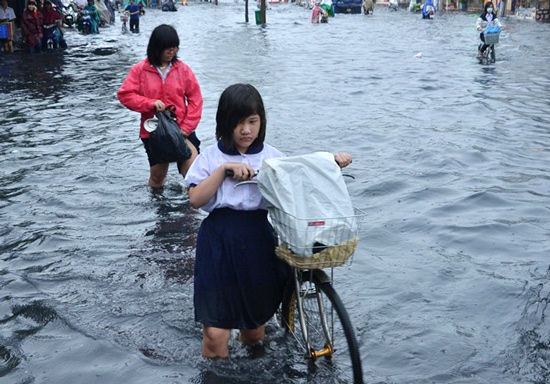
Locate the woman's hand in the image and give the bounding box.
[224,162,256,181]
[334,152,352,168]
[153,100,166,112]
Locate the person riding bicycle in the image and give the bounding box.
[421,0,435,18]
[476,1,502,57]
[184,83,352,358]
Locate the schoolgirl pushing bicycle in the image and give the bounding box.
[184,83,352,358]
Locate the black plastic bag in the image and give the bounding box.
[149,108,192,163]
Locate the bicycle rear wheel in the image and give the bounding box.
[281,269,364,384]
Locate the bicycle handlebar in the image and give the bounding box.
[224,169,259,178]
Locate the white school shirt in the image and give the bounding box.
[184,141,285,213]
[0,6,16,21]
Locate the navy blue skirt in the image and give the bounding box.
[194,208,290,329]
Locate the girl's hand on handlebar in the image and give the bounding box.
[334,152,352,168]
[224,163,256,181]
[153,100,166,112]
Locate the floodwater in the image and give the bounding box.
[1,3,550,383]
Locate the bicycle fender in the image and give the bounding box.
[311,269,331,284]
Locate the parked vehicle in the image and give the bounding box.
[333,0,362,13]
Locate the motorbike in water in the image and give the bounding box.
[60,0,78,27]
[77,9,95,34]
[42,23,60,49]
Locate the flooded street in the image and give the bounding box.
[1,3,550,383]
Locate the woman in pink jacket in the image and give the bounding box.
[118,24,203,188]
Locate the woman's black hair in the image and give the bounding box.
[147,24,180,67]
[215,84,266,151]
[481,1,495,18]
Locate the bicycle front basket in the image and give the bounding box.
[270,208,366,269]
[484,32,500,44]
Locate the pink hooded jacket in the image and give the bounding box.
[117,58,203,138]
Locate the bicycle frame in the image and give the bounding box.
[282,267,364,383]
[293,268,334,358]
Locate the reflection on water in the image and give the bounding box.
[1,52,69,100]
[137,185,199,284]
[1,4,550,383]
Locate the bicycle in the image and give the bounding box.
[120,12,129,33]
[273,209,365,384]
[478,31,499,64]
[229,155,366,383]
[477,21,501,65]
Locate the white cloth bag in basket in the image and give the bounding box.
[257,152,356,256]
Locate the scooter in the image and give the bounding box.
[78,9,94,34]
[42,23,60,49]
[60,0,78,27]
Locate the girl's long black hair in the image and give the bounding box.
[147,24,180,67]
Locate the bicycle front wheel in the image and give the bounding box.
[281,269,364,384]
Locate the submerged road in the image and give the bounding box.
[1,3,550,383]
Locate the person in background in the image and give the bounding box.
[184,83,353,358]
[102,0,115,23]
[80,0,100,33]
[124,0,140,33]
[362,0,374,14]
[311,0,327,23]
[94,0,112,25]
[22,0,43,53]
[421,0,436,18]
[476,1,502,56]
[495,0,503,15]
[0,0,16,53]
[41,0,67,49]
[117,24,203,188]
